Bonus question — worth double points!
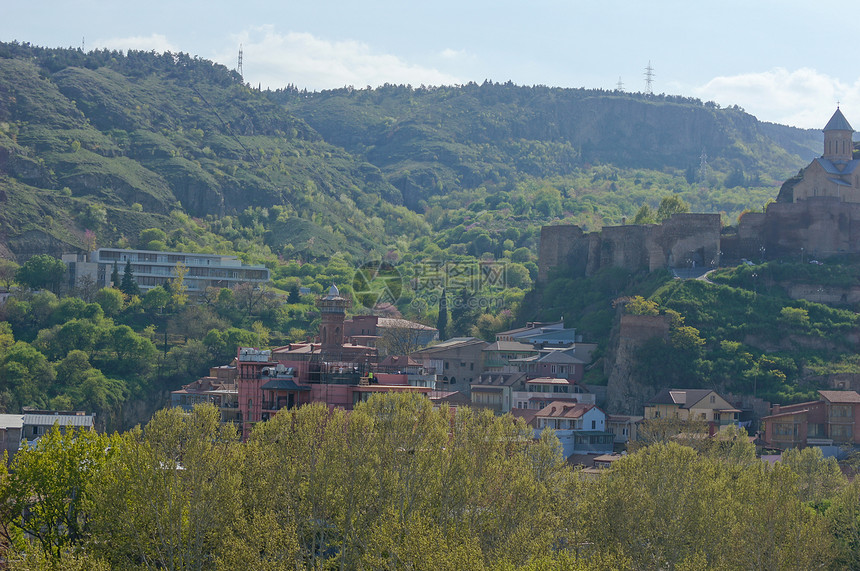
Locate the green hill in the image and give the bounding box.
[0,42,821,264]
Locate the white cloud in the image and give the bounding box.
[95,33,179,54]
[439,48,468,60]
[694,68,860,129]
[223,26,461,91]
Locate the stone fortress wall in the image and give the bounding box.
[539,213,722,280]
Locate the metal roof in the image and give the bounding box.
[22,414,94,427]
[824,108,853,132]
[0,414,24,429]
[816,158,860,175]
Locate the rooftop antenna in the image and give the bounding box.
[644,61,655,94]
[616,76,624,92]
[237,44,244,81]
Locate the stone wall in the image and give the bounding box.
[604,313,671,415]
[538,213,722,281]
[737,198,860,260]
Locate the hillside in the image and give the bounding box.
[0,42,821,265]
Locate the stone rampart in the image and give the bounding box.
[538,213,721,281]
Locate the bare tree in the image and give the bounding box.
[377,320,429,357]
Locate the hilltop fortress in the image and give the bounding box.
[539,108,860,280]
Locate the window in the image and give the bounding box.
[773,423,798,437]
[591,420,596,430]
[831,405,852,418]
[831,424,853,441]
[710,395,715,404]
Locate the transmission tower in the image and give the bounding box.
[237,44,244,81]
[698,148,710,185]
[616,76,624,92]
[644,61,655,94]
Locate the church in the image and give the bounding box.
[782,107,860,203]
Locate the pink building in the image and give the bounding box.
[236,285,430,438]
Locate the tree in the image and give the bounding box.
[14,255,65,293]
[287,283,301,304]
[781,446,846,503]
[377,320,428,356]
[656,194,690,222]
[93,287,124,317]
[168,261,189,308]
[110,262,120,289]
[0,425,116,561]
[632,204,656,224]
[0,258,20,289]
[138,227,168,249]
[87,405,243,569]
[119,260,139,297]
[436,289,448,340]
[624,295,659,315]
[231,282,278,321]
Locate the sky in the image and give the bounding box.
[4,0,860,129]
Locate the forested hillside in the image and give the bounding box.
[0,41,820,266]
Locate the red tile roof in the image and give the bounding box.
[536,401,594,419]
[818,390,860,403]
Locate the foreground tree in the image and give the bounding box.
[0,426,116,561]
[87,404,243,569]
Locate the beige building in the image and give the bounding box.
[791,108,860,203]
[644,388,739,428]
[410,337,488,397]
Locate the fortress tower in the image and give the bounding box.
[316,284,350,352]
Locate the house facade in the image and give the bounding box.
[171,365,240,425]
[761,390,860,449]
[410,337,488,397]
[644,389,739,434]
[511,377,595,410]
[469,372,526,413]
[533,401,614,457]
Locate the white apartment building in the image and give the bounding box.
[64,248,270,292]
